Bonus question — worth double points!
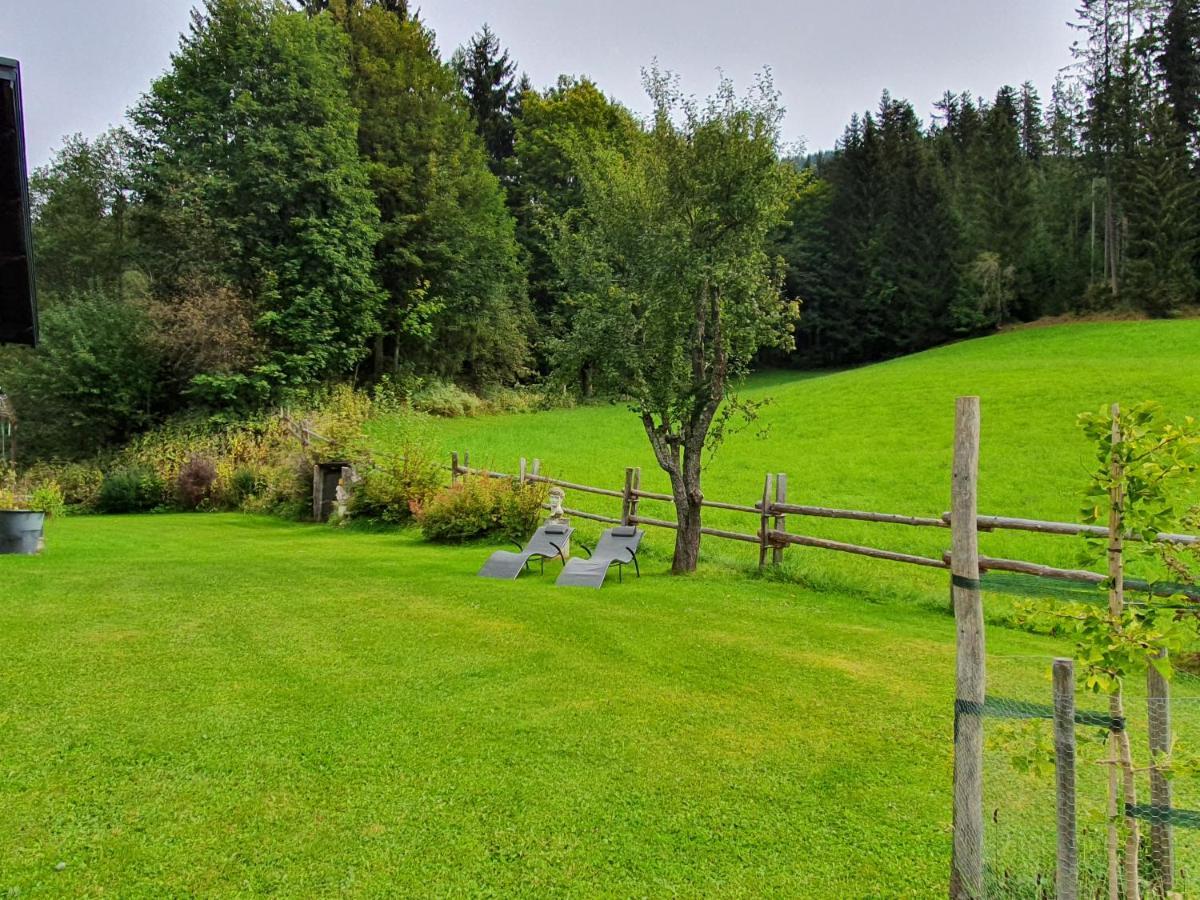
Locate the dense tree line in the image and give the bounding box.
[785,0,1200,365]
[3,0,1198,459]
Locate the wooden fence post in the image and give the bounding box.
[463,451,470,475]
[1054,657,1078,900]
[1147,650,1174,892]
[450,451,459,484]
[531,458,541,478]
[950,395,984,900]
[622,467,635,526]
[519,457,527,484]
[629,467,642,524]
[772,473,788,566]
[758,473,774,569]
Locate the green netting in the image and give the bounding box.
[983,695,1117,729]
[980,570,1200,604]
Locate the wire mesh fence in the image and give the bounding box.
[980,655,1200,898]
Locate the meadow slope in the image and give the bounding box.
[392,319,1200,601]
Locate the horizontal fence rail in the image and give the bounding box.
[447,451,1199,593]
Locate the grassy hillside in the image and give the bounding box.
[383,320,1200,602]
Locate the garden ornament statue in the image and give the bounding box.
[548,486,566,520]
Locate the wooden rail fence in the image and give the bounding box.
[448,451,1198,590]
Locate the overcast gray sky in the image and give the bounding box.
[4,0,1078,169]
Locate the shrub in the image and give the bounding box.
[28,482,66,518]
[0,291,164,459]
[239,459,309,519]
[228,467,267,506]
[97,467,166,513]
[51,462,105,510]
[410,380,483,418]
[176,455,218,510]
[417,476,547,543]
[352,451,445,524]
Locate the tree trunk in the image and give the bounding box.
[672,493,702,573]
[670,438,705,574]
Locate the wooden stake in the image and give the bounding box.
[629,468,642,523]
[1054,657,1078,900]
[758,473,773,570]
[519,457,527,484]
[950,396,984,900]
[772,473,787,566]
[450,451,459,484]
[621,467,635,526]
[531,458,541,478]
[1147,651,1174,892]
[1107,404,1140,900]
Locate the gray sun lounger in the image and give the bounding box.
[478,522,574,579]
[555,526,644,588]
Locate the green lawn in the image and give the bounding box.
[2,514,1067,897]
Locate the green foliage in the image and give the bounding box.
[1016,402,1200,693]
[451,24,519,174]
[229,466,267,505]
[1077,401,1200,549]
[27,482,67,519]
[131,0,384,394]
[417,475,546,543]
[338,5,531,384]
[790,95,960,364]
[551,69,798,416]
[511,77,640,347]
[351,450,443,524]
[29,462,104,511]
[988,720,1056,778]
[98,467,167,514]
[408,380,484,418]
[1122,105,1199,317]
[0,292,164,459]
[28,130,136,303]
[551,68,799,571]
[950,251,1016,334]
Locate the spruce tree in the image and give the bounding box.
[1124,103,1199,314]
[1160,0,1200,159]
[453,25,520,175]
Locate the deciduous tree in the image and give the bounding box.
[553,70,799,573]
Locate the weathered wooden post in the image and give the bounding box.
[1147,649,1174,892]
[950,395,984,900]
[621,467,635,526]
[531,458,541,478]
[772,473,788,566]
[1053,657,1078,900]
[628,467,642,524]
[519,457,527,484]
[758,473,774,570]
[450,451,459,484]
